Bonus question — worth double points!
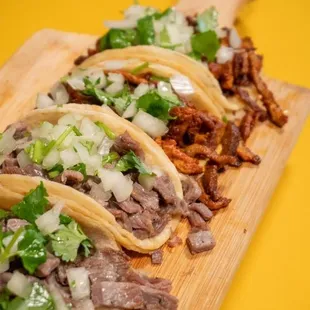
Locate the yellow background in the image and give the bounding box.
[0,0,309,309]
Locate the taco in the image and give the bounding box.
[0,182,178,309]
[0,106,187,253]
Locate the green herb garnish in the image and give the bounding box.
[137,15,155,45]
[69,163,87,178]
[130,62,149,75]
[95,121,116,140]
[102,152,120,166]
[197,7,219,32]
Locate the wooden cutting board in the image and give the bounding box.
[0,29,309,310]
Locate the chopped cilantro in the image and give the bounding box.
[137,15,155,45]
[0,209,9,220]
[69,163,87,178]
[116,150,153,175]
[0,290,10,309]
[102,152,119,166]
[95,121,116,140]
[59,214,72,225]
[109,29,138,49]
[98,33,110,51]
[80,140,94,152]
[11,182,48,224]
[187,51,202,61]
[130,62,149,75]
[150,75,170,83]
[48,164,64,179]
[50,220,92,262]
[159,26,170,46]
[197,7,219,32]
[222,115,228,123]
[191,30,220,62]
[153,7,173,20]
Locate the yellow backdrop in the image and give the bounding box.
[0,0,309,309]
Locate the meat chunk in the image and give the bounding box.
[112,131,145,159]
[187,211,206,229]
[221,122,241,156]
[6,219,29,232]
[167,235,182,248]
[118,198,143,214]
[106,70,149,85]
[151,249,163,265]
[181,177,202,203]
[189,203,213,221]
[54,170,84,185]
[87,180,110,207]
[36,253,60,278]
[153,175,177,205]
[239,110,257,141]
[202,165,219,201]
[186,229,216,254]
[131,183,159,211]
[237,143,261,165]
[2,157,18,168]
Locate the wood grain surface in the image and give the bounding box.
[0,29,309,309]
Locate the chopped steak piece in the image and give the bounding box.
[36,253,60,278]
[6,219,29,232]
[187,211,206,228]
[151,249,163,265]
[87,180,111,207]
[202,165,219,201]
[237,143,261,165]
[56,264,68,286]
[189,203,213,221]
[107,70,149,85]
[186,229,216,254]
[167,235,182,248]
[112,131,145,159]
[118,198,143,214]
[2,157,18,167]
[199,193,231,211]
[129,212,154,235]
[131,183,159,211]
[23,164,47,178]
[8,121,28,139]
[1,166,26,175]
[153,175,177,205]
[221,122,241,156]
[181,177,202,203]
[54,170,84,186]
[65,83,99,105]
[152,213,171,236]
[239,110,257,141]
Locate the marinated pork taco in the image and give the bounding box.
[0,183,178,309]
[0,106,186,253]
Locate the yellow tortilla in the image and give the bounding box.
[80,45,240,113]
[0,105,182,253]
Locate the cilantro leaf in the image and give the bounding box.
[95,121,116,140]
[102,152,119,166]
[11,182,48,224]
[50,221,92,262]
[197,7,219,32]
[0,209,9,220]
[98,33,110,51]
[137,16,155,45]
[18,228,47,274]
[187,51,202,61]
[59,214,72,225]
[136,90,179,121]
[69,163,87,178]
[191,30,220,62]
[153,8,173,20]
[116,151,153,175]
[109,29,138,49]
[48,164,64,179]
[24,282,54,310]
[0,289,10,309]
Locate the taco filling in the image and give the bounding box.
[0,114,186,241]
[0,183,178,309]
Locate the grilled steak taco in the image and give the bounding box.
[0,106,186,253]
[0,182,178,309]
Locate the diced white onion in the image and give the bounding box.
[36,93,55,109]
[102,60,127,70]
[229,28,242,49]
[3,232,25,255]
[170,75,194,95]
[0,260,9,273]
[104,19,137,29]
[89,70,106,89]
[105,82,124,95]
[132,110,168,138]
[216,46,234,64]
[32,121,53,139]
[98,169,123,191]
[58,113,82,127]
[35,201,63,235]
[0,127,17,155]
[134,83,149,98]
[7,271,32,298]
[74,142,89,163]
[60,149,80,169]
[42,149,60,170]
[108,73,125,84]
[67,76,85,91]
[138,174,156,191]
[97,136,114,156]
[112,175,133,202]
[47,281,69,310]
[122,101,137,119]
[80,118,100,137]
[50,82,69,105]
[66,267,90,301]
[17,151,32,168]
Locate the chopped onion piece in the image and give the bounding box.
[17,150,32,168]
[229,28,242,49]
[67,76,85,91]
[102,60,127,70]
[98,136,114,156]
[7,271,32,298]
[0,260,9,273]
[0,127,17,155]
[157,81,173,96]
[89,70,106,89]
[58,113,82,127]
[105,82,124,95]
[32,121,53,139]
[66,267,90,301]
[80,118,100,137]
[60,149,80,169]
[122,101,137,119]
[42,149,60,170]
[108,73,125,84]
[104,19,137,29]
[98,169,123,191]
[35,201,63,235]
[134,83,149,98]
[216,46,234,64]
[138,174,156,191]
[170,75,194,95]
[3,232,25,255]
[112,175,133,202]
[47,281,69,310]
[36,93,55,109]
[50,82,69,105]
[132,110,168,138]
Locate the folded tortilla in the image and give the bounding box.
[0,106,183,253]
[79,45,241,114]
